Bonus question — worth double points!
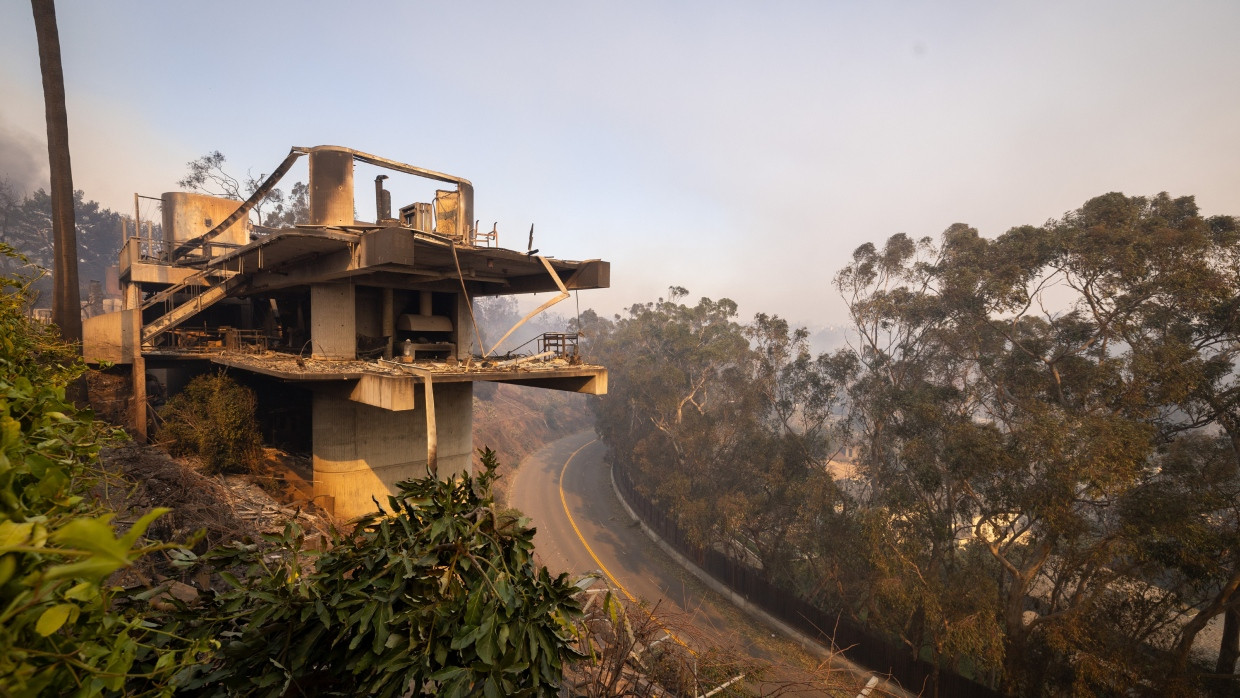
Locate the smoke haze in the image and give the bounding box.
[0,119,47,195]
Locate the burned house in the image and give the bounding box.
[83,145,609,518]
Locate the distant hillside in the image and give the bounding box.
[472,382,593,503]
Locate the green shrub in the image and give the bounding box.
[0,246,206,696]
[159,372,261,474]
[168,448,584,697]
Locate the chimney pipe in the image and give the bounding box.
[375,174,391,222]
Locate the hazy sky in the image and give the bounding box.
[2,1,1237,329]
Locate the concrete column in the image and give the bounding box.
[454,292,475,360]
[131,342,146,442]
[308,149,354,227]
[128,281,146,441]
[310,283,356,359]
[311,382,473,519]
[382,288,394,359]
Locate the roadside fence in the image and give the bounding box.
[612,461,1002,698]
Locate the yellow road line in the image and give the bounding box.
[558,438,638,603]
[558,438,693,653]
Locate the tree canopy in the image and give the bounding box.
[178,151,308,229]
[589,192,1240,696]
[0,180,123,308]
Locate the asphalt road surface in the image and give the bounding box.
[508,430,906,697]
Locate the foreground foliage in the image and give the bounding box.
[0,248,204,696]
[168,448,582,697]
[1,252,586,695]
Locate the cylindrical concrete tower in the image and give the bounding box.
[161,192,250,248]
[308,148,355,226]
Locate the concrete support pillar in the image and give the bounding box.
[310,283,355,359]
[382,288,394,359]
[131,341,146,442]
[308,149,355,227]
[311,382,473,519]
[454,292,475,360]
[125,281,147,441]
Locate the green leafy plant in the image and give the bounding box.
[0,246,207,697]
[171,448,583,697]
[158,372,261,475]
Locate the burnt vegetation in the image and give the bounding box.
[159,372,263,475]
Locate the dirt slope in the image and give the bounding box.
[471,382,594,504]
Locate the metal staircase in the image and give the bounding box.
[141,270,244,345]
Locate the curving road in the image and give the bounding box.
[508,430,903,697]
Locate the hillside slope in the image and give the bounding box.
[471,382,594,503]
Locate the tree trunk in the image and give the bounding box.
[31,0,85,405]
[1174,569,1240,675]
[1000,632,1026,698]
[1217,606,1240,676]
[31,0,81,345]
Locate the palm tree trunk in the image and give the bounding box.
[31,0,81,347]
[31,0,85,406]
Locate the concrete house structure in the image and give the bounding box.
[83,145,609,518]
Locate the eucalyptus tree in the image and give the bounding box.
[932,220,1163,694]
[589,289,852,576]
[1047,193,1240,683]
[835,193,1240,694]
[734,313,854,582]
[590,288,758,547]
[179,151,309,229]
[590,194,1240,693]
[835,231,1007,684]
